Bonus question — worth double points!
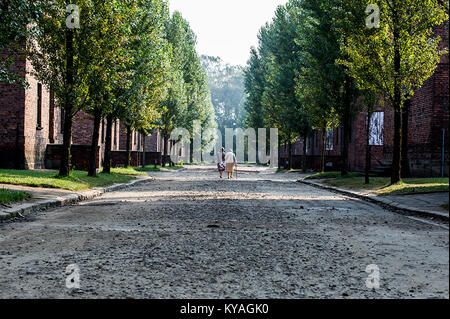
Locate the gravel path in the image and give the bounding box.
[0,164,448,299]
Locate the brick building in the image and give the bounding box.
[0,54,64,169]
[0,51,150,170]
[281,26,449,177]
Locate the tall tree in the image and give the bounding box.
[340,0,448,184]
[255,2,308,169]
[84,1,134,177]
[116,0,171,168]
[243,48,267,163]
[27,1,100,176]
[295,0,340,172]
[201,55,246,138]
[161,11,216,165]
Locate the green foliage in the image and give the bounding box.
[259,2,307,142]
[243,48,266,130]
[159,11,217,157]
[0,0,45,85]
[339,0,448,107]
[115,0,172,134]
[243,0,447,178]
[201,55,246,131]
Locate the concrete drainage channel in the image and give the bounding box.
[0,177,153,222]
[298,179,449,226]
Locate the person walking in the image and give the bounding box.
[225,149,237,179]
[216,147,226,178]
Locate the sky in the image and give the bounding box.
[169,0,289,66]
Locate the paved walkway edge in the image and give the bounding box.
[0,176,153,222]
[299,179,449,222]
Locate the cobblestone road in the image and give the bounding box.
[0,165,448,298]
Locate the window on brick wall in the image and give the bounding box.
[37,83,42,129]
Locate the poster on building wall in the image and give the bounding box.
[326,130,334,151]
[369,112,384,146]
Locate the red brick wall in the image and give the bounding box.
[145,132,162,152]
[46,144,100,171]
[144,152,162,165]
[0,53,26,168]
[0,55,63,169]
[23,60,51,169]
[117,122,144,152]
[72,111,94,145]
[111,151,142,167]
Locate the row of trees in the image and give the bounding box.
[0,0,215,175]
[244,0,448,184]
[201,55,246,141]
[160,13,216,165]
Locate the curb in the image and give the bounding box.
[299,179,449,222]
[0,176,153,222]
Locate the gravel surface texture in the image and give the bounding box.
[0,164,448,299]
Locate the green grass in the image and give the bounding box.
[110,167,146,176]
[135,165,161,172]
[0,189,31,204]
[324,176,449,196]
[305,171,361,180]
[0,169,136,191]
[441,203,449,211]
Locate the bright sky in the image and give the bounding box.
[169,0,289,66]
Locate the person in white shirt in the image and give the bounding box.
[224,149,237,179]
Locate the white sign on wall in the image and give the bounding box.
[369,112,384,146]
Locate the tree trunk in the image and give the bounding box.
[162,136,169,167]
[59,28,74,177]
[302,134,307,173]
[102,114,113,174]
[321,128,326,173]
[142,134,146,168]
[288,138,292,170]
[88,109,101,177]
[391,20,402,184]
[284,139,288,169]
[392,107,402,184]
[278,137,281,169]
[189,137,193,165]
[401,99,411,178]
[256,133,260,164]
[125,125,132,167]
[365,111,372,184]
[341,75,352,176]
[169,140,173,167]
